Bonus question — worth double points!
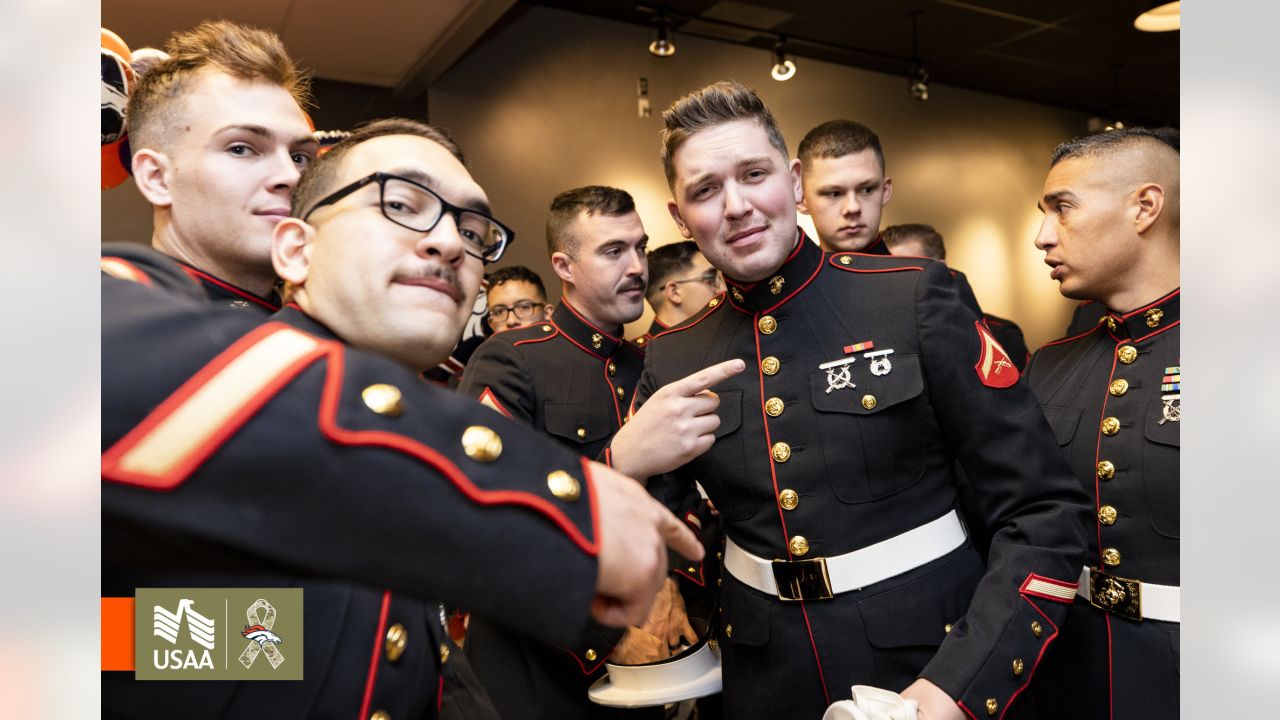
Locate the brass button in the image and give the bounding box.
[839,255,852,265]
[384,623,407,662]
[758,315,777,334]
[371,712,390,720]
[731,287,744,302]
[768,275,785,295]
[778,488,799,510]
[1097,460,1116,480]
[541,324,552,332]
[765,397,784,417]
[615,385,626,398]
[708,297,720,308]
[771,441,791,462]
[1117,345,1138,364]
[1145,307,1164,328]
[1101,417,1120,436]
[1103,547,1121,566]
[1012,658,1025,677]
[761,356,780,375]
[440,643,450,664]
[585,648,597,661]
[1109,378,1129,396]
[789,535,809,556]
[725,624,733,638]
[1099,505,1118,525]
[461,425,502,462]
[1030,621,1043,638]
[861,394,877,410]
[591,333,603,349]
[986,698,998,716]
[607,362,617,376]
[716,551,723,560]
[576,426,587,439]
[717,577,722,586]
[944,623,952,634]
[547,470,581,502]
[362,384,405,417]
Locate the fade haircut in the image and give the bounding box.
[797,119,885,174]
[1050,126,1179,167]
[486,265,547,301]
[291,118,465,218]
[645,241,700,307]
[883,223,946,261]
[126,19,312,154]
[660,81,789,189]
[546,186,636,258]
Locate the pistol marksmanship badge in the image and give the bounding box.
[239,599,285,669]
[864,349,894,376]
[1159,365,1180,424]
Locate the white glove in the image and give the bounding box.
[823,685,919,720]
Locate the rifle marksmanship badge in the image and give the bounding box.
[1159,365,1180,425]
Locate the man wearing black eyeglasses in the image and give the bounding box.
[103,118,705,719]
[641,240,725,343]
[485,265,552,332]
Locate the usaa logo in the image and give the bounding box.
[151,598,217,670]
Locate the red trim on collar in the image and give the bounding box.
[1130,319,1181,344]
[179,265,279,311]
[1118,288,1180,320]
[559,296,622,342]
[358,590,392,720]
[652,296,726,340]
[757,250,824,316]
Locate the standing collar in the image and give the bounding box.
[175,261,280,311]
[725,229,824,314]
[861,233,890,255]
[1099,288,1180,340]
[553,297,624,360]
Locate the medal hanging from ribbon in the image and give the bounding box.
[1159,365,1180,424]
[239,598,286,669]
[819,357,857,394]
[865,349,894,376]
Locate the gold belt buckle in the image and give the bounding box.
[1088,567,1142,622]
[771,557,833,601]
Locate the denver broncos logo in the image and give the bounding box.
[241,624,284,647]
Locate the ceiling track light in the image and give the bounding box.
[1134,2,1180,32]
[906,11,929,101]
[649,15,675,57]
[771,38,796,81]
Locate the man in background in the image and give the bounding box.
[796,119,893,254]
[118,19,316,311]
[641,240,724,341]
[486,265,552,332]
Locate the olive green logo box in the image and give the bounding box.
[135,588,303,680]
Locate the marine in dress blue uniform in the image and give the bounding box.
[102,246,604,719]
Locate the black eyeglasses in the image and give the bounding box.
[488,300,546,323]
[668,268,722,290]
[302,172,515,263]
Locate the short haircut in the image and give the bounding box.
[291,118,465,218]
[126,19,311,154]
[645,241,700,306]
[797,119,885,174]
[1050,126,1179,167]
[883,223,946,261]
[660,81,789,189]
[545,185,636,258]
[486,265,547,302]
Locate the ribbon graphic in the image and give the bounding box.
[239,598,285,669]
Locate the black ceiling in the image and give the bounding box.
[522,0,1179,127]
